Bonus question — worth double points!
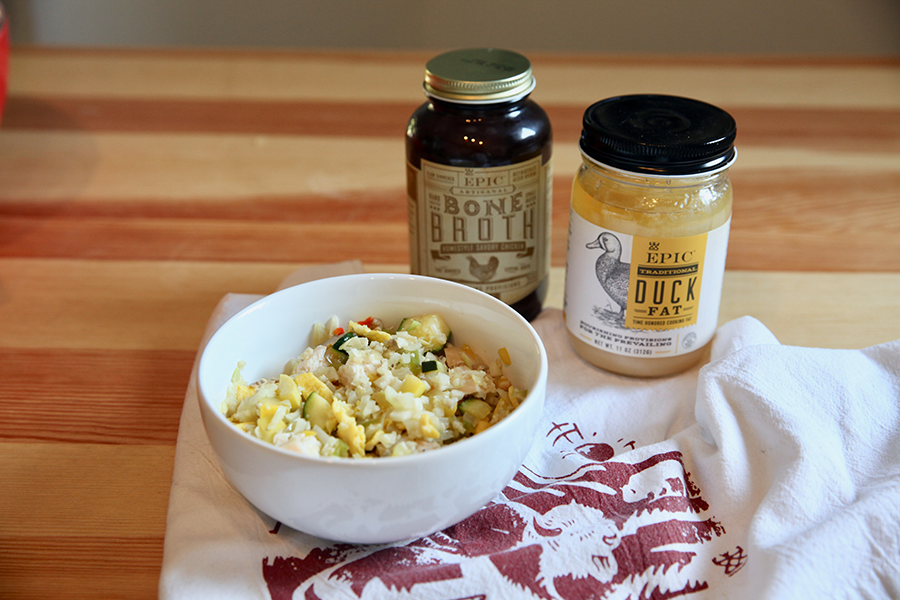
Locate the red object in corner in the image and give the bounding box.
[0,3,8,124]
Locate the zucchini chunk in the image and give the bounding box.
[459,398,492,421]
[329,439,350,458]
[458,398,492,432]
[302,391,337,434]
[397,313,451,352]
[332,331,358,355]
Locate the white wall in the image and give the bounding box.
[4,0,900,56]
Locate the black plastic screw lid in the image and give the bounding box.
[580,94,737,175]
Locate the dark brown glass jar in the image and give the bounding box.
[406,48,553,321]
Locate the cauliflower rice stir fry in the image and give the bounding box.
[221,313,528,458]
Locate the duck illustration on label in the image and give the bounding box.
[585,232,630,314]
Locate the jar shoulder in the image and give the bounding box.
[574,163,732,210]
[407,99,552,167]
[572,163,732,235]
[409,98,550,127]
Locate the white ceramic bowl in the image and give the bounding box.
[197,273,548,544]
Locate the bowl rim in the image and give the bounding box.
[197,272,549,468]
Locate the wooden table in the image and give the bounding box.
[1,48,898,599]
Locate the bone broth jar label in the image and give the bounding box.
[564,94,736,377]
[406,48,552,321]
[409,156,550,304]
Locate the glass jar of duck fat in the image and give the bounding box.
[564,94,736,377]
[406,48,552,322]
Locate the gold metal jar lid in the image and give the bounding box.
[424,48,535,104]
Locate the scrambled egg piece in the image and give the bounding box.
[333,399,366,457]
[349,320,391,344]
[293,372,334,402]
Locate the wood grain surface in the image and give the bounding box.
[1,48,899,599]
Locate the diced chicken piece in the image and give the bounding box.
[449,367,496,398]
[415,439,441,452]
[444,346,466,369]
[444,344,488,370]
[280,432,323,456]
[338,359,379,388]
[292,345,330,374]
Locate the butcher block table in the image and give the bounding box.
[1,48,899,599]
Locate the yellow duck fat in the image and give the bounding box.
[564,95,737,377]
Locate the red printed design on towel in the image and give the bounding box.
[263,427,727,599]
[713,546,748,577]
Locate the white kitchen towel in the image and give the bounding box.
[160,264,900,600]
